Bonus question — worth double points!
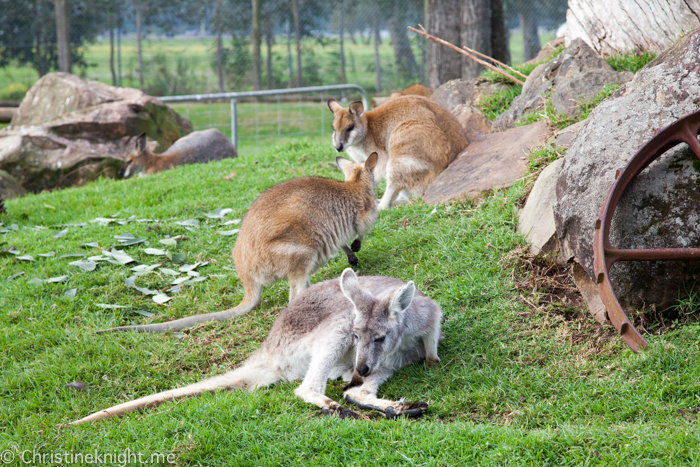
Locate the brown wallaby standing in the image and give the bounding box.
[71,268,442,424]
[328,96,468,210]
[100,153,380,333]
[118,129,237,178]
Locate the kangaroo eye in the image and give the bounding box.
[347,125,354,133]
[352,333,359,340]
[374,336,385,343]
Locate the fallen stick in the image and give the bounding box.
[408,24,525,86]
[461,45,527,79]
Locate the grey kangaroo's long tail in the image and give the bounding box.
[97,281,262,334]
[69,366,258,425]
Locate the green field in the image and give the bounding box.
[0,32,555,98]
[1,139,700,465]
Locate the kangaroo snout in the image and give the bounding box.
[356,364,371,377]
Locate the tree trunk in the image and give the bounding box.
[490,0,510,65]
[373,7,382,93]
[265,20,273,89]
[109,27,116,85]
[117,26,122,86]
[136,6,144,91]
[292,0,302,87]
[520,10,540,62]
[55,0,71,73]
[387,6,418,79]
[427,0,461,88]
[461,0,491,79]
[287,20,294,87]
[567,0,700,56]
[216,0,224,93]
[421,0,428,85]
[251,0,261,90]
[339,0,346,84]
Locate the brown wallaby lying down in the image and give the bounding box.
[70,269,441,424]
[328,96,468,210]
[100,153,379,333]
[118,129,237,178]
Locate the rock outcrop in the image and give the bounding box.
[431,78,507,115]
[554,27,700,312]
[424,121,549,205]
[517,158,563,257]
[0,73,192,192]
[493,39,633,131]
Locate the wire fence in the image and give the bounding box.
[160,85,368,155]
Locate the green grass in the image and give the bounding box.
[2,140,700,465]
[606,51,656,73]
[518,83,622,130]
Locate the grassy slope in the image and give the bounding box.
[2,141,700,465]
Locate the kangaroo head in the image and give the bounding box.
[119,133,155,178]
[339,268,415,377]
[328,99,366,153]
[335,152,378,191]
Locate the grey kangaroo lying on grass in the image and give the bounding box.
[71,269,442,424]
[100,153,379,334]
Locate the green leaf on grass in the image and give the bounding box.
[175,219,199,226]
[217,229,240,236]
[28,278,44,285]
[82,242,100,248]
[16,255,35,261]
[69,260,97,271]
[38,251,56,257]
[65,288,77,298]
[159,268,179,276]
[53,228,69,239]
[96,303,128,309]
[172,253,186,264]
[46,275,69,283]
[152,293,171,304]
[5,271,25,282]
[143,248,166,256]
[131,309,155,317]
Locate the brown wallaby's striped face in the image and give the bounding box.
[328,99,366,153]
[119,133,149,179]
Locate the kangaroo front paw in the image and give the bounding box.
[346,252,359,266]
[426,356,441,368]
[350,239,362,252]
[321,405,361,419]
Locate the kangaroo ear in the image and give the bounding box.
[328,99,342,113]
[135,133,147,153]
[340,268,366,310]
[364,152,378,173]
[336,156,353,173]
[349,101,364,117]
[388,281,415,321]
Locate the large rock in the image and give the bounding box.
[517,158,564,256]
[424,121,549,204]
[493,39,633,131]
[554,27,700,313]
[452,104,492,142]
[431,77,507,114]
[0,73,192,192]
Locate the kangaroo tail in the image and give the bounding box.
[70,360,274,425]
[97,276,263,334]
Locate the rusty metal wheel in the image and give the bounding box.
[593,109,700,352]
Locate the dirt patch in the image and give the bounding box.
[502,245,617,353]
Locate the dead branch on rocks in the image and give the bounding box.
[408,24,525,86]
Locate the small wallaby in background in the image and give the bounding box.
[328,96,468,210]
[71,269,442,424]
[118,129,237,178]
[100,153,379,333]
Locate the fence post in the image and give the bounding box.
[230,98,238,151]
